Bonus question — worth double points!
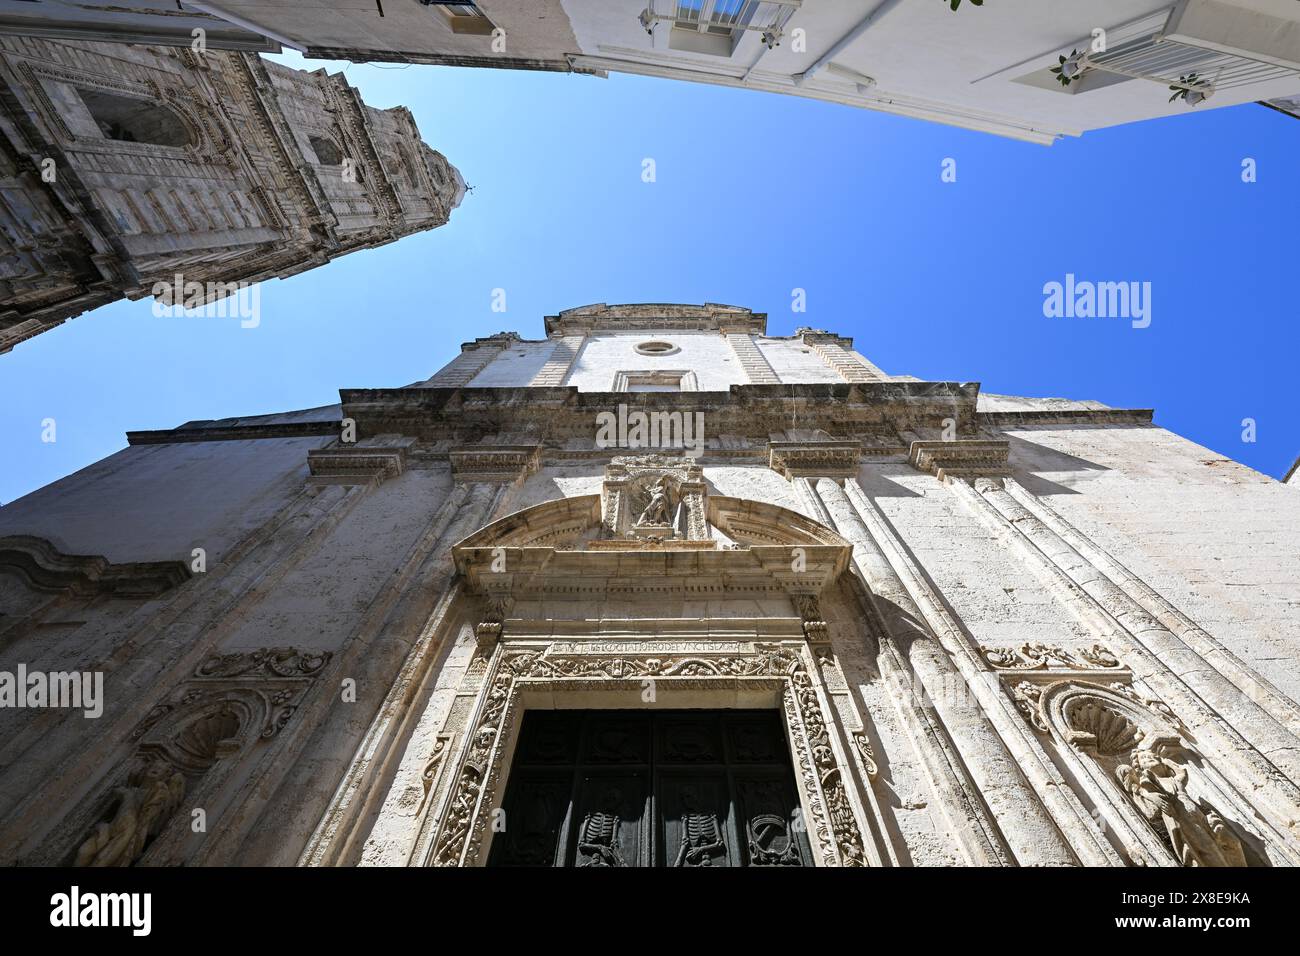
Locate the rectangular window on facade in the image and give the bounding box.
[426,1,495,35]
[613,370,698,392]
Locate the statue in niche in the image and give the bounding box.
[635,476,674,528]
[74,757,186,867]
[577,787,624,866]
[674,785,725,866]
[1116,740,1247,867]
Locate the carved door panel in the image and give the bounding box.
[488,710,811,867]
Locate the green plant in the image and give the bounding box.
[1051,49,1085,87]
[1169,73,1208,104]
[945,0,983,10]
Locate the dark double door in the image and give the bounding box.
[488,709,812,867]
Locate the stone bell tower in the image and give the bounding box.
[0,36,464,353]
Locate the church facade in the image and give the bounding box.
[0,36,463,353]
[1,302,1297,867]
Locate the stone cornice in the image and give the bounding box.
[339,381,980,445]
[448,445,541,483]
[908,440,1011,481]
[976,409,1155,428]
[0,535,191,598]
[127,421,339,445]
[544,302,766,337]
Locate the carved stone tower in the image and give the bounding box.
[0,37,464,353]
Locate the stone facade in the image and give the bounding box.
[1,302,1298,867]
[0,37,463,353]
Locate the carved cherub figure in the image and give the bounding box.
[75,758,186,867]
[1116,742,1247,867]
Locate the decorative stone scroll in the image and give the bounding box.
[425,643,867,868]
[71,646,330,867]
[982,642,1121,673]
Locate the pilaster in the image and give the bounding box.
[935,466,1300,846]
[420,332,520,387]
[292,446,536,867]
[723,331,780,384]
[528,334,585,386]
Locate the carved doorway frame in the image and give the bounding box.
[421,638,867,867]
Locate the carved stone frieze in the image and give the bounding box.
[448,445,540,483]
[307,440,411,486]
[982,642,1122,673]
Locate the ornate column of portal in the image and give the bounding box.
[292,445,540,868]
[769,442,1078,865]
[921,442,1300,848]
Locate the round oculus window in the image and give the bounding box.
[635,340,679,356]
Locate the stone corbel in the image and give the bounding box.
[907,440,1010,483]
[793,593,830,645]
[473,592,513,652]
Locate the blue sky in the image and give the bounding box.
[2,52,1298,504]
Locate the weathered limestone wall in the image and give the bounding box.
[1003,424,1300,700]
[0,436,328,564]
[865,461,1094,651]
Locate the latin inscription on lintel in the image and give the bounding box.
[548,640,752,656]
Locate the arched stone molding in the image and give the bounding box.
[0,534,191,599]
[1017,679,1291,867]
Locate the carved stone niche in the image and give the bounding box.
[60,647,330,867]
[1014,680,1263,868]
[601,454,708,541]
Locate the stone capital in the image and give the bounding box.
[307,437,414,486]
[907,440,1010,482]
[768,440,861,481]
